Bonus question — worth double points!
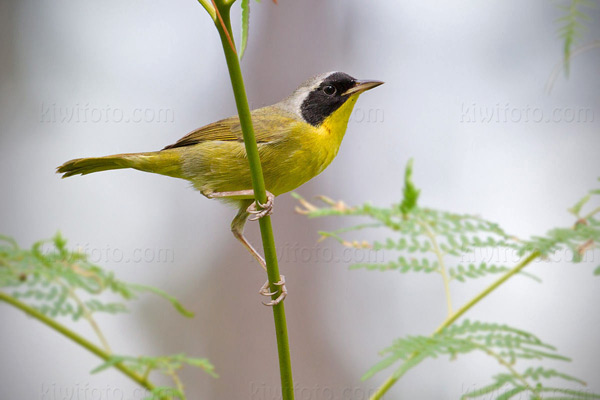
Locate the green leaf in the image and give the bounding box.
[0,234,19,248]
[449,263,541,283]
[146,386,184,400]
[399,159,420,215]
[594,265,600,275]
[182,356,219,378]
[364,320,585,390]
[239,0,250,59]
[569,194,591,216]
[91,355,129,374]
[129,284,194,318]
[523,366,586,385]
[557,0,594,76]
[461,379,507,399]
[537,387,600,398]
[351,256,438,273]
[495,386,527,400]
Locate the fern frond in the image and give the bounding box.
[399,158,420,215]
[0,233,193,319]
[536,387,600,398]
[523,367,586,385]
[449,263,541,282]
[146,386,184,400]
[351,256,438,273]
[495,386,528,400]
[461,379,508,399]
[92,353,218,378]
[297,160,600,398]
[368,319,593,399]
[557,0,595,76]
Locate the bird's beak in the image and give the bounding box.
[342,80,384,96]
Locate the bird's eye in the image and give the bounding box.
[322,85,336,96]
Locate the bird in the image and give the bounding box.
[57,71,383,305]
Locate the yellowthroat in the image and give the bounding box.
[57,71,383,305]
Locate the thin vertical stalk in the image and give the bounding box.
[419,221,453,316]
[210,2,294,399]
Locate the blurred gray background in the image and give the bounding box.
[1,0,599,399]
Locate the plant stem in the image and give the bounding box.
[419,221,453,316]
[61,281,112,353]
[197,0,216,19]
[166,365,185,395]
[210,2,294,399]
[582,206,600,220]
[472,344,533,393]
[368,251,540,400]
[432,251,540,334]
[0,292,155,393]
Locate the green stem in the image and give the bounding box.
[582,206,600,220]
[472,344,533,393]
[432,251,540,334]
[62,281,112,353]
[419,221,453,316]
[166,365,185,395]
[0,291,155,393]
[197,0,216,19]
[368,251,541,400]
[210,2,294,399]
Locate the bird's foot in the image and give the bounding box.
[248,191,275,221]
[259,275,287,306]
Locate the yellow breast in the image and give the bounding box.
[260,94,360,195]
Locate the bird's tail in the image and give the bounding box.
[57,150,184,179]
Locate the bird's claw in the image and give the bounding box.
[259,275,287,306]
[247,192,275,221]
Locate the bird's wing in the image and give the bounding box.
[163,106,299,150]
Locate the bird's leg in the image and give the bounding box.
[205,190,274,220]
[247,192,274,221]
[258,275,287,307]
[230,203,287,306]
[207,192,286,306]
[229,202,267,271]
